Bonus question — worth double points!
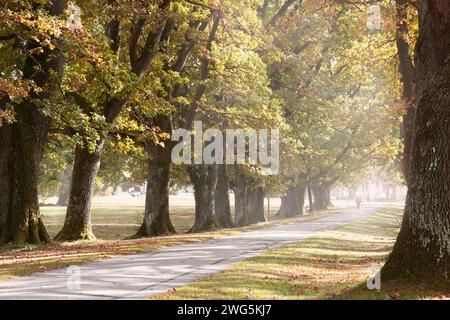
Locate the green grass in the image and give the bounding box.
[41,205,196,239]
[152,206,450,300]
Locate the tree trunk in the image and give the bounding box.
[135,132,176,237]
[215,164,233,228]
[54,142,103,241]
[276,184,305,218]
[7,103,52,244]
[57,9,173,241]
[1,0,67,244]
[232,170,266,226]
[313,184,328,211]
[307,185,314,213]
[0,121,13,242]
[56,164,72,206]
[188,164,219,233]
[247,186,266,224]
[234,169,249,227]
[382,2,450,284]
[396,0,416,183]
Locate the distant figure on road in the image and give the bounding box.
[355,196,362,210]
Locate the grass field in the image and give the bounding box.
[41,194,208,239]
[42,205,193,240]
[0,195,346,281]
[153,206,450,300]
[40,194,284,239]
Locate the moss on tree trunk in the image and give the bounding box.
[134,132,176,237]
[54,142,103,241]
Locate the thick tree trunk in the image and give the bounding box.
[135,135,176,237]
[313,184,329,211]
[56,164,72,206]
[382,2,450,284]
[247,187,266,224]
[0,121,13,242]
[232,170,266,226]
[277,184,305,218]
[54,142,103,241]
[8,104,52,244]
[215,164,233,228]
[234,170,249,227]
[0,0,67,244]
[188,165,219,233]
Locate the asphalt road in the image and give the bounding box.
[0,205,381,300]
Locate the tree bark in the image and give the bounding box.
[313,184,329,211]
[247,186,266,224]
[267,0,297,27]
[8,103,52,244]
[135,124,176,237]
[0,101,49,245]
[215,164,233,228]
[0,121,13,242]
[396,0,416,182]
[188,164,219,233]
[0,0,67,244]
[232,170,267,226]
[234,169,249,227]
[54,142,104,241]
[276,184,305,218]
[382,1,450,284]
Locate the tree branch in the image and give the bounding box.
[0,34,16,41]
[184,10,221,129]
[266,0,299,28]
